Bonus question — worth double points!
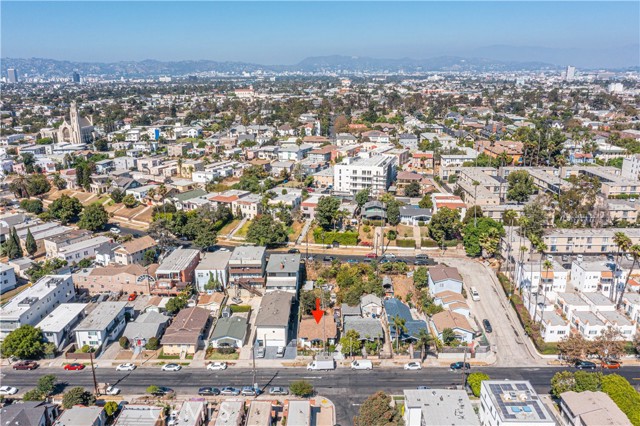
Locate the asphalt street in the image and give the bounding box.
[3,366,640,424]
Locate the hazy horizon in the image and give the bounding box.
[2,1,639,68]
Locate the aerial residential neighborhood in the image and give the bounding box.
[1,1,639,425]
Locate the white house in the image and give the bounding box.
[555,292,591,324]
[0,275,75,341]
[428,266,463,295]
[0,262,17,295]
[254,291,292,347]
[430,311,474,344]
[570,261,618,295]
[573,311,607,340]
[36,303,87,350]
[360,294,383,317]
[195,251,231,292]
[516,261,568,294]
[622,293,640,322]
[74,301,128,349]
[265,254,301,295]
[55,236,112,263]
[539,312,571,343]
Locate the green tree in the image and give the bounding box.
[355,391,402,426]
[119,336,130,349]
[146,385,160,394]
[110,189,125,203]
[418,193,433,209]
[25,228,37,256]
[574,371,602,393]
[143,249,157,265]
[26,174,51,196]
[246,214,288,247]
[78,203,108,231]
[1,325,44,359]
[404,181,421,197]
[145,337,160,350]
[413,266,429,289]
[468,372,490,397]
[355,188,370,210]
[386,200,401,227]
[428,207,461,243]
[340,329,363,357]
[416,329,434,361]
[52,174,67,190]
[23,389,46,401]
[463,217,505,257]
[502,209,518,226]
[62,386,96,409]
[506,170,535,202]
[520,200,547,239]
[19,198,43,214]
[289,380,314,397]
[441,328,457,345]
[392,315,407,352]
[37,374,57,396]
[165,296,187,315]
[104,401,119,417]
[601,374,640,426]
[49,194,84,224]
[122,194,138,208]
[550,371,576,397]
[462,206,484,225]
[204,273,222,291]
[193,223,218,249]
[315,196,341,230]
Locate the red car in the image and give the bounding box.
[128,293,137,301]
[360,241,372,247]
[64,363,86,371]
[365,252,378,259]
[12,361,39,370]
[306,187,315,192]
[601,360,622,369]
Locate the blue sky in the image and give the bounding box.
[1,2,639,67]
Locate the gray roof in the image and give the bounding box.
[255,291,293,327]
[0,401,56,426]
[543,311,568,327]
[341,303,362,316]
[211,316,248,342]
[400,206,432,217]
[54,405,104,426]
[36,303,87,333]
[266,254,301,274]
[122,311,169,341]
[196,251,232,271]
[157,248,200,272]
[229,246,266,264]
[343,317,384,340]
[75,301,127,331]
[360,294,382,307]
[404,389,479,426]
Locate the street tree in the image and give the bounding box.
[78,203,109,231]
[340,329,362,357]
[1,325,44,359]
[289,380,314,397]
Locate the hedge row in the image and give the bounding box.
[396,239,416,248]
[312,228,358,246]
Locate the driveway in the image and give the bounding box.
[442,258,543,367]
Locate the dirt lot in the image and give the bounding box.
[390,274,417,304]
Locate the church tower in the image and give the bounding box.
[70,101,82,144]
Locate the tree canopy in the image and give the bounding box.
[506,170,535,203]
[428,207,461,243]
[78,203,109,231]
[356,391,402,426]
[1,325,44,359]
[315,196,341,231]
[246,214,288,247]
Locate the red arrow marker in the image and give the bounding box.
[311,298,324,324]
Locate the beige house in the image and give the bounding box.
[73,264,158,295]
[161,307,211,356]
[114,236,156,265]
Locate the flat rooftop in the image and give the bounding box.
[157,248,200,272]
[404,389,479,426]
[229,246,266,264]
[196,251,232,271]
[75,301,127,331]
[266,253,301,274]
[482,380,553,424]
[1,275,72,319]
[36,303,87,333]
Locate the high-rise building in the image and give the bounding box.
[7,68,18,83]
[72,72,80,83]
[565,65,576,81]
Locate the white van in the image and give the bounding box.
[470,286,480,301]
[350,360,373,370]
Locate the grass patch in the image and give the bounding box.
[219,219,240,235]
[235,220,252,238]
[206,351,240,360]
[157,349,180,360]
[229,305,251,313]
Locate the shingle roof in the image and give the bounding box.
[255,291,293,327]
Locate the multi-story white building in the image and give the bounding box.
[0,262,17,295]
[516,261,567,294]
[55,236,112,263]
[621,154,640,180]
[570,261,621,296]
[0,275,75,340]
[334,154,396,196]
[36,303,87,349]
[404,389,479,426]
[480,380,554,426]
[195,251,231,292]
[74,301,128,349]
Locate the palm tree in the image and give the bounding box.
[533,241,548,321]
[612,232,632,300]
[472,180,480,227]
[416,329,434,361]
[617,244,640,310]
[479,228,500,258]
[392,315,407,353]
[539,259,553,326]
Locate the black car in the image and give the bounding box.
[574,360,597,370]
[288,248,300,254]
[198,387,221,396]
[450,362,471,371]
[482,319,493,333]
[323,256,335,262]
[151,386,174,396]
[414,259,430,265]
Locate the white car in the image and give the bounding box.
[207,362,227,371]
[105,386,120,395]
[116,363,136,371]
[110,227,121,234]
[404,362,422,370]
[161,363,182,371]
[0,386,18,395]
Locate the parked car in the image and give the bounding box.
[346,258,359,264]
[116,363,136,371]
[12,361,38,370]
[415,254,429,260]
[323,256,335,262]
[404,362,422,370]
[207,362,227,371]
[220,387,241,396]
[449,362,470,371]
[241,386,261,396]
[198,387,221,396]
[350,360,373,370]
[105,386,120,395]
[269,386,289,396]
[110,227,121,235]
[288,248,300,254]
[0,386,18,395]
[414,259,430,265]
[151,386,174,397]
[383,253,396,259]
[64,363,85,371]
[416,386,430,390]
[276,346,286,358]
[360,241,372,247]
[482,319,493,333]
[601,360,622,369]
[574,360,597,370]
[256,347,266,358]
[128,293,137,301]
[161,363,182,371]
[365,252,378,259]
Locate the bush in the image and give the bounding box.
[421,239,439,247]
[601,374,640,426]
[119,336,130,349]
[145,337,160,350]
[229,305,251,313]
[290,380,314,397]
[396,239,416,248]
[468,372,490,397]
[146,385,160,394]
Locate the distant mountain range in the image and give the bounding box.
[0,55,567,78]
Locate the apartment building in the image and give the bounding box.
[43,229,93,258]
[73,264,158,295]
[265,253,301,295]
[0,275,75,340]
[36,303,87,350]
[479,380,554,426]
[516,261,568,294]
[55,235,112,263]
[431,193,467,217]
[228,246,266,291]
[0,262,17,294]
[621,154,640,180]
[155,248,200,284]
[114,236,156,265]
[543,228,640,254]
[334,154,396,196]
[404,389,479,426]
[195,251,231,291]
[74,301,128,349]
[570,260,619,295]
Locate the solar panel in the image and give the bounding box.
[522,407,532,413]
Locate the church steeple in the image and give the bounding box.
[70,101,82,144]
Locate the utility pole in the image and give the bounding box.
[89,350,99,397]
